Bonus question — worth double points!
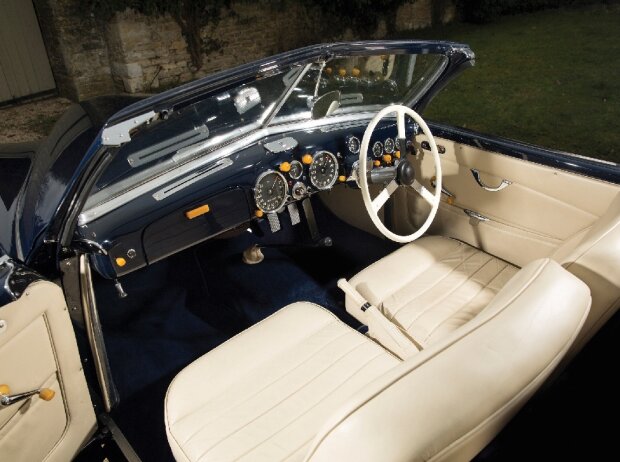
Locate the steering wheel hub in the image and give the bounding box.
[396,160,416,186]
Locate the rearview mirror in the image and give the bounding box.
[311,91,341,119]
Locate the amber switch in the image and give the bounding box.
[279,162,291,173]
[115,257,127,267]
[185,204,210,220]
[302,154,313,165]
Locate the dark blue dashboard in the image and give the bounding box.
[84,119,415,279]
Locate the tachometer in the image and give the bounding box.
[347,135,360,154]
[372,141,383,158]
[254,170,288,212]
[384,137,395,154]
[309,151,338,190]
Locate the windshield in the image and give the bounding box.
[85,51,447,212]
[275,53,447,123]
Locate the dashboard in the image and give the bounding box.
[82,118,417,279]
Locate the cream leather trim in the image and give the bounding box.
[165,302,399,462]
[0,281,96,462]
[347,236,519,347]
[306,259,591,461]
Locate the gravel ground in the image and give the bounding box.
[0,96,73,144]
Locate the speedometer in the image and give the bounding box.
[254,170,288,212]
[309,151,338,190]
[384,137,395,154]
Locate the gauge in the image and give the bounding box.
[309,151,339,190]
[291,182,307,200]
[372,141,383,158]
[347,135,360,154]
[254,170,288,212]
[289,160,303,180]
[384,137,395,154]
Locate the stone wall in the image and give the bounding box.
[33,0,116,101]
[35,0,456,101]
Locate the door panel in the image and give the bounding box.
[0,281,96,461]
[397,136,620,266]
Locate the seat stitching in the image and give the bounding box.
[178,327,355,444]
[386,246,479,321]
[421,263,513,343]
[190,335,371,459]
[229,352,387,462]
[401,252,493,332]
[172,319,339,426]
[303,260,553,461]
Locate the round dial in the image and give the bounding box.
[347,135,360,154]
[309,151,339,190]
[372,141,384,158]
[384,137,395,154]
[289,160,303,179]
[254,170,288,212]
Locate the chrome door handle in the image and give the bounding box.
[464,209,490,222]
[470,169,511,192]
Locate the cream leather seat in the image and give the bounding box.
[166,259,591,462]
[347,236,518,349]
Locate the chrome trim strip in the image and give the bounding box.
[262,63,312,128]
[153,158,233,201]
[79,254,119,412]
[79,111,380,225]
[470,168,512,192]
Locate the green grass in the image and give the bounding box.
[395,4,620,163]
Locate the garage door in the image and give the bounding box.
[0,0,55,104]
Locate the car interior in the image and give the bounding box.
[1,46,619,462]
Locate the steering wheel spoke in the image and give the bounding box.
[411,179,437,206]
[372,180,399,212]
[396,110,407,140]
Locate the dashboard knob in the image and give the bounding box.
[373,160,381,167]
[325,67,332,75]
[279,161,291,172]
[338,68,347,77]
[352,67,361,77]
[255,209,264,218]
[338,175,346,182]
[394,150,401,159]
[383,154,392,164]
[302,154,313,165]
[115,257,127,267]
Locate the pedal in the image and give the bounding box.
[242,245,265,265]
[287,203,301,225]
[267,212,281,233]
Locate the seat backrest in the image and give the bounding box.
[552,191,620,353]
[305,259,591,462]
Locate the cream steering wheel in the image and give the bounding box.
[359,104,442,243]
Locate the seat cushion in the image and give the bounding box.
[165,302,399,462]
[348,236,519,348]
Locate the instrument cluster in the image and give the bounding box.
[253,150,341,213]
[253,130,403,215]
